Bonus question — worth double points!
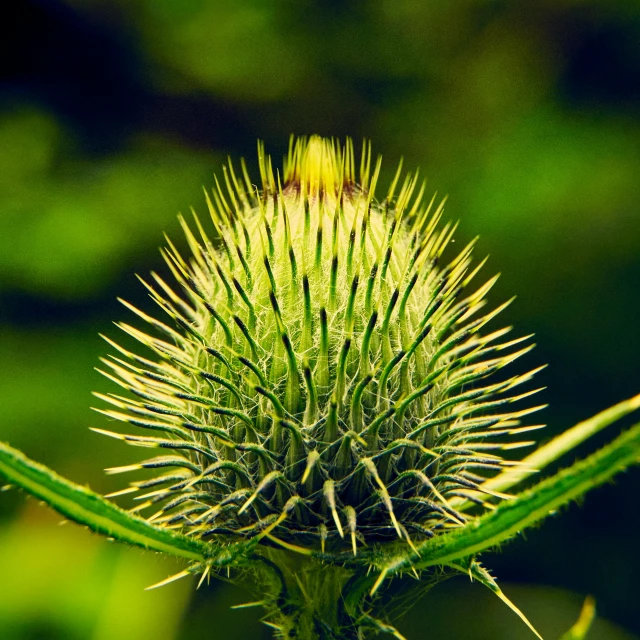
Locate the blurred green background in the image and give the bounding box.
[1,1,639,638]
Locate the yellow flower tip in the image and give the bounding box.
[283,134,357,199]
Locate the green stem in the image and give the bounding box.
[254,551,363,639]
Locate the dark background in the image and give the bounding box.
[0,1,639,638]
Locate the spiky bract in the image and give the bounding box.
[96,136,543,558]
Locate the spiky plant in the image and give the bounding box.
[1,136,639,640]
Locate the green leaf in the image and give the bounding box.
[380,420,640,573]
[559,596,596,640]
[0,441,210,562]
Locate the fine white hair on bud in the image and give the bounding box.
[95,135,543,554]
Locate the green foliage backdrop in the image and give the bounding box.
[0,2,638,638]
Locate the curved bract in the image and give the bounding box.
[95,136,543,555]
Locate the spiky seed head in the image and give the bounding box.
[96,136,543,556]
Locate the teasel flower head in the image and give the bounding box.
[86,136,550,633]
[96,136,541,552]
